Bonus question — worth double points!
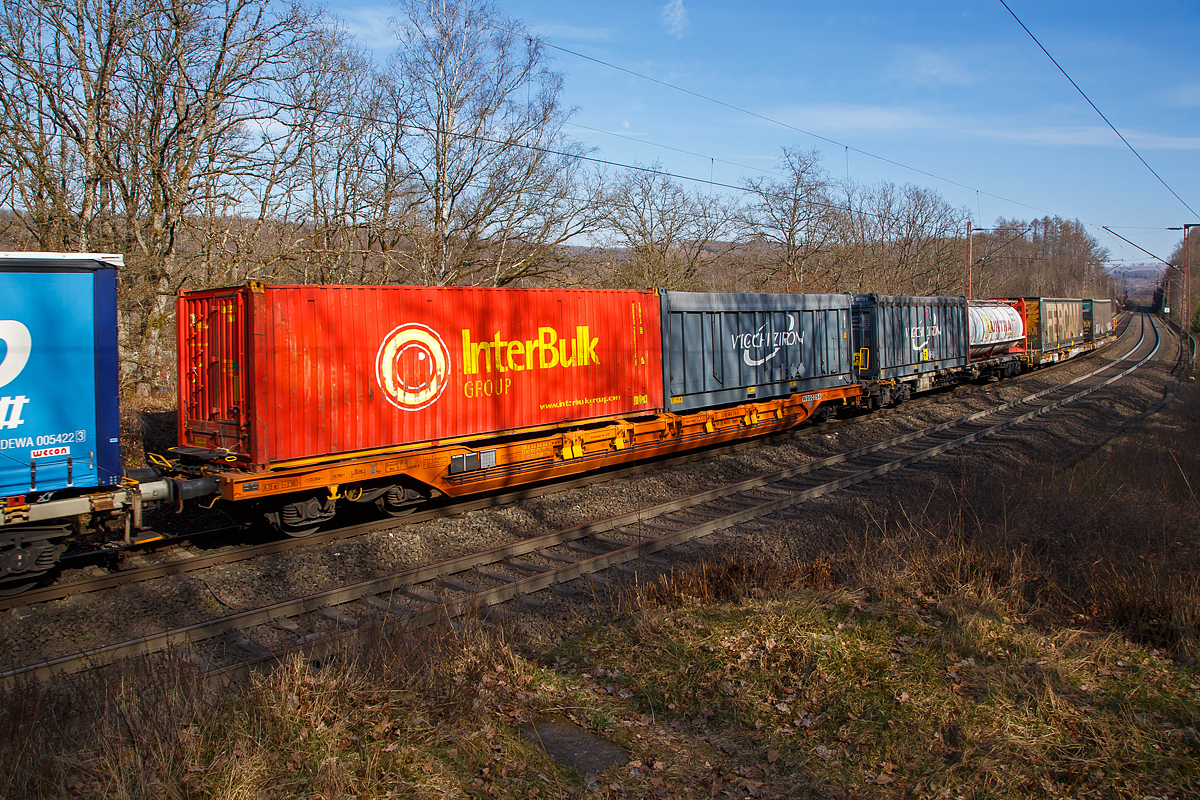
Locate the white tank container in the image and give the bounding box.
[968,301,1024,358]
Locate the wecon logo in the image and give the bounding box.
[376,323,451,411]
[0,320,31,430]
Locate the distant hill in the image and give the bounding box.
[1108,264,1163,305]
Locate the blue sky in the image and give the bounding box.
[336,0,1200,268]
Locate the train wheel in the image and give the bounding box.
[811,405,837,424]
[376,501,415,518]
[0,578,38,597]
[0,527,69,595]
[282,523,320,538]
[375,486,425,518]
[276,496,335,537]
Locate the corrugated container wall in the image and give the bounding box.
[660,292,854,413]
[851,295,969,379]
[1084,299,1114,342]
[0,253,122,496]
[1032,298,1085,351]
[179,285,664,469]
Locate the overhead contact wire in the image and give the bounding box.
[999,0,1199,221]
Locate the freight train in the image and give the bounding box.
[0,252,1117,592]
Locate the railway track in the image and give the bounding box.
[1,313,1166,686]
[0,402,933,611]
[4,317,1133,611]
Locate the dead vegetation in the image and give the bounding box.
[119,394,179,471]
[2,388,1198,799]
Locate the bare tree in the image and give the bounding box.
[828,181,968,295]
[225,22,415,286]
[1168,228,1198,331]
[114,0,319,263]
[0,0,327,389]
[0,0,149,250]
[603,165,734,291]
[737,146,835,292]
[389,0,602,286]
[114,0,323,388]
[976,215,1109,297]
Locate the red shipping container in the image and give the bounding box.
[178,284,664,469]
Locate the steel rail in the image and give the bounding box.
[0,411,894,610]
[1055,314,1178,470]
[0,315,1157,686]
[5,319,1124,610]
[208,313,1162,680]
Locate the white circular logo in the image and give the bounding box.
[375,323,450,411]
[0,320,31,389]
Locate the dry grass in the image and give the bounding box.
[3,383,1198,799]
[119,393,178,470]
[0,653,212,799]
[841,382,1200,658]
[573,578,1199,798]
[569,381,1200,797]
[0,619,573,800]
[620,556,834,610]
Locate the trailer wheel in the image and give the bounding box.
[0,526,69,595]
[275,496,336,537]
[375,486,426,518]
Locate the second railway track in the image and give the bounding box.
[1,312,1171,685]
[0,314,1141,611]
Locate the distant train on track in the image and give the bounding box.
[0,252,1117,593]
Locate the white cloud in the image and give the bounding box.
[528,23,613,41]
[973,125,1200,150]
[773,103,1200,151]
[1163,83,1200,109]
[775,103,938,132]
[890,46,978,87]
[660,0,689,39]
[336,6,399,53]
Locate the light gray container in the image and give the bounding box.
[1084,299,1113,343]
[659,291,854,413]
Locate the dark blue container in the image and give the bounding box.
[659,291,854,413]
[0,253,122,496]
[851,294,969,381]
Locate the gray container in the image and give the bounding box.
[1027,298,1084,353]
[851,294,969,380]
[660,291,854,413]
[1083,299,1113,343]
